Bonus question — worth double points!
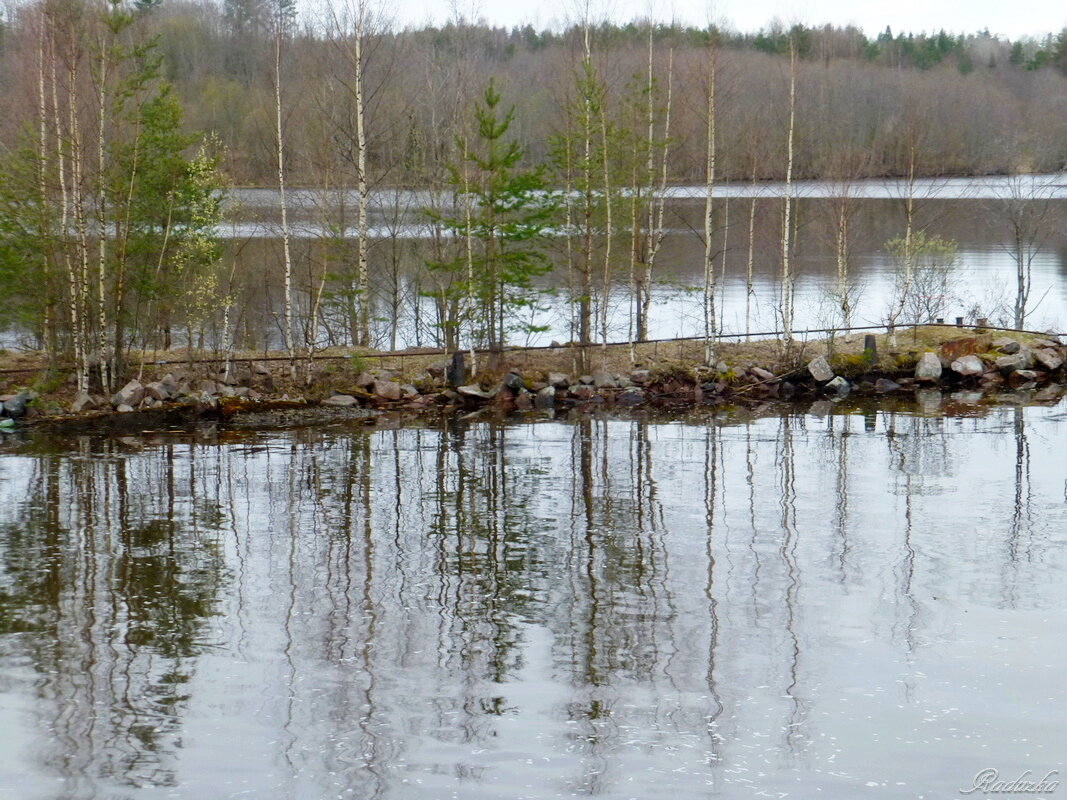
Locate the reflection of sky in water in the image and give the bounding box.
[1,402,1066,798]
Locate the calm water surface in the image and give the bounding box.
[1,402,1065,799]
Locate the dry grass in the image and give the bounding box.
[0,325,1047,403]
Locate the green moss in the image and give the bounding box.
[829,352,874,377]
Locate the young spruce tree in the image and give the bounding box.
[427,79,555,363]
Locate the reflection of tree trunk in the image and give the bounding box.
[703,424,724,757]
[777,416,805,754]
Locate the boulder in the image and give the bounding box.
[807,355,834,383]
[372,380,402,401]
[111,380,145,409]
[1035,348,1064,371]
[458,384,495,400]
[951,355,985,377]
[825,375,851,396]
[355,371,376,388]
[116,403,135,413]
[195,379,218,396]
[578,374,595,385]
[2,390,35,419]
[70,391,96,413]
[501,371,524,392]
[514,388,534,411]
[400,384,419,398]
[569,385,596,400]
[145,381,172,401]
[993,338,1021,354]
[915,352,942,382]
[750,366,777,382]
[251,361,272,376]
[629,369,650,385]
[592,370,616,389]
[322,394,359,407]
[995,353,1027,373]
[548,372,571,389]
[534,386,556,409]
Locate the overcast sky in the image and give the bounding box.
[392,0,1065,40]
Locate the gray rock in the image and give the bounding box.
[233,387,250,398]
[592,370,616,389]
[548,372,571,388]
[750,366,777,382]
[458,384,495,400]
[534,386,557,409]
[373,380,402,401]
[2,390,33,418]
[218,385,239,398]
[400,384,419,398]
[1035,348,1064,371]
[70,391,96,413]
[825,375,851,396]
[322,394,359,407]
[1014,369,1040,381]
[116,403,135,413]
[111,380,145,408]
[251,361,272,375]
[875,378,902,393]
[807,355,834,382]
[144,381,171,401]
[616,387,646,406]
[195,379,217,396]
[994,338,1021,354]
[160,373,178,391]
[915,352,942,382]
[569,385,596,400]
[514,388,534,411]
[716,361,729,374]
[995,353,1027,373]
[578,374,595,385]
[355,371,376,388]
[629,369,650,385]
[501,371,524,392]
[951,355,985,376]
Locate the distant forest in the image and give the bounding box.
[2,2,1066,186]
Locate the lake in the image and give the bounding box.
[222,176,1067,351]
[1,399,1065,798]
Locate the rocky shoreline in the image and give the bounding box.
[2,329,1065,434]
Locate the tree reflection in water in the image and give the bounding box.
[0,402,1065,799]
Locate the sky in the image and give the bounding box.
[392,0,1066,40]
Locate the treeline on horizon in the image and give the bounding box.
[3,2,1067,185]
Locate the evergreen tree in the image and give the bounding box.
[426,80,555,356]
